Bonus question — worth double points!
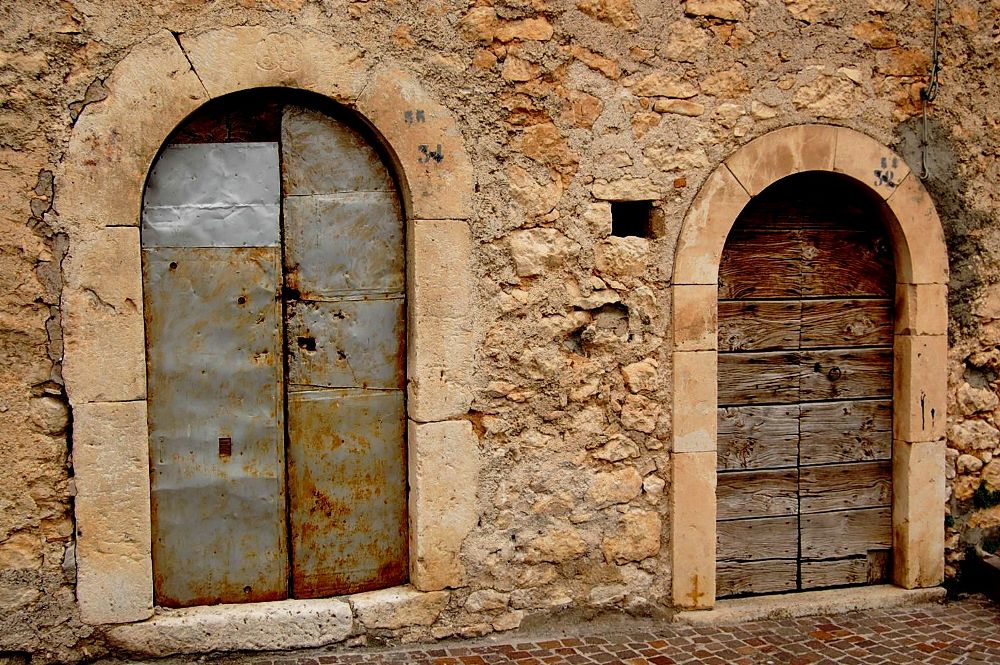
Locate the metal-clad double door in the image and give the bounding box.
[143,106,406,607]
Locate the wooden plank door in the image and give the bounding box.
[716,173,895,598]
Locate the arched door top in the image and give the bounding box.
[670,124,948,610]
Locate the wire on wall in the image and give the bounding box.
[919,0,942,180]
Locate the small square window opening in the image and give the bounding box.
[611,200,656,238]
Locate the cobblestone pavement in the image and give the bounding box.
[187,594,1000,665]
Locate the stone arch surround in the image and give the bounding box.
[57,28,479,631]
[669,124,949,609]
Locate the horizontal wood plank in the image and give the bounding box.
[718,351,801,406]
[801,299,893,348]
[718,405,799,471]
[717,469,798,520]
[719,231,801,300]
[717,516,798,561]
[801,507,891,560]
[800,400,892,465]
[801,550,891,589]
[799,349,892,402]
[718,301,800,352]
[799,461,892,514]
[717,560,797,598]
[801,229,894,298]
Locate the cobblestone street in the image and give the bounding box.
[137,594,1000,665]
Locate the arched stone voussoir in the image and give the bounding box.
[724,124,838,197]
[56,30,209,234]
[178,27,373,104]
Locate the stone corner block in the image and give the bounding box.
[895,283,948,336]
[180,27,372,103]
[57,30,208,233]
[105,598,353,656]
[62,228,147,404]
[356,67,474,220]
[74,400,152,625]
[408,420,480,591]
[833,126,911,201]
[671,451,717,609]
[673,166,749,286]
[892,439,945,589]
[885,174,949,285]
[724,124,838,197]
[351,586,450,630]
[893,335,947,442]
[408,220,474,423]
[672,351,718,453]
[673,284,718,351]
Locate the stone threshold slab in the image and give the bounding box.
[674,585,947,626]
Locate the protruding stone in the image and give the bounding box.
[601,511,661,564]
[508,228,578,277]
[523,527,588,563]
[589,467,643,507]
[685,0,746,21]
[594,237,650,278]
[622,359,658,393]
[633,73,699,99]
[621,394,660,434]
[352,587,450,629]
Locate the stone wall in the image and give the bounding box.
[0,0,997,661]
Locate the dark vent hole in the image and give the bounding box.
[297,336,317,352]
[611,200,654,238]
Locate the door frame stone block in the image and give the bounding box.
[58,28,478,629]
[671,124,948,609]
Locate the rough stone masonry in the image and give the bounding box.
[0,0,998,662]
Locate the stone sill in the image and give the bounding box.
[103,584,446,658]
[674,585,947,627]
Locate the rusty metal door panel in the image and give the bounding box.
[143,246,288,607]
[286,296,405,391]
[281,106,395,195]
[283,192,404,298]
[142,143,280,248]
[286,389,407,599]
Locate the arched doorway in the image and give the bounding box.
[669,125,948,609]
[715,172,895,597]
[142,90,407,607]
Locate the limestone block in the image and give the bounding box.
[357,66,474,220]
[621,393,660,434]
[785,0,841,23]
[105,599,352,656]
[492,609,524,631]
[653,99,706,116]
[892,439,945,588]
[507,227,578,277]
[601,511,662,564]
[57,30,209,234]
[885,174,950,285]
[725,124,838,197]
[622,359,658,393]
[523,527,588,563]
[895,283,948,336]
[671,451,716,608]
[833,127,911,200]
[408,220,474,422]
[947,419,1000,452]
[74,400,152,624]
[685,0,747,21]
[594,236,650,277]
[180,27,371,103]
[673,166,750,285]
[62,227,146,404]
[591,177,660,201]
[351,586,450,629]
[632,73,698,99]
[956,453,983,475]
[957,383,999,416]
[673,284,717,351]
[408,420,480,590]
[893,335,947,442]
[672,351,717,453]
[589,467,643,507]
[464,589,509,612]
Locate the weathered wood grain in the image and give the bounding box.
[717,469,798,520]
[801,229,894,298]
[801,550,891,589]
[717,560,797,597]
[718,351,802,406]
[799,349,892,402]
[800,400,892,465]
[719,231,801,300]
[717,516,798,560]
[800,299,893,348]
[799,461,892,514]
[801,507,892,560]
[717,405,799,470]
[718,301,800,351]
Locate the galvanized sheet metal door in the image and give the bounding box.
[143,143,288,606]
[281,106,408,598]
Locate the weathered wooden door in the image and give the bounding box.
[143,95,407,608]
[715,172,894,597]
